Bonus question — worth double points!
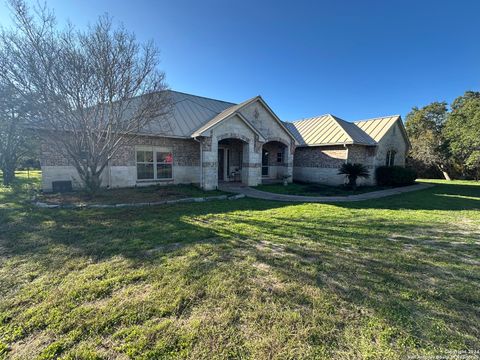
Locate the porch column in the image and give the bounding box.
[242,137,262,186]
[286,141,295,183]
[199,136,218,190]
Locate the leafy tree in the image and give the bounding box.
[338,163,369,189]
[0,0,170,194]
[405,102,452,180]
[444,91,480,180]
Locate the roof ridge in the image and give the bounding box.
[168,89,237,106]
[182,97,229,115]
[327,114,354,143]
[290,114,331,124]
[354,114,401,123]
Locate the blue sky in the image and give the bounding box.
[1,0,479,121]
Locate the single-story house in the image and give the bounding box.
[40,90,409,191]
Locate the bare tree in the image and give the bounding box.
[0,0,171,193]
[0,83,32,185]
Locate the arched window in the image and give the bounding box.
[386,150,396,167]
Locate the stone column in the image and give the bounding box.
[200,136,218,190]
[242,136,262,186]
[286,141,295,183]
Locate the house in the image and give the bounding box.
[40,91,296,191]
[40,90,409,191]
[285,114,410,185]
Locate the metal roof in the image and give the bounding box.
[354,115,401,142]
[141,91,297,142]
[139,90,236,137]
[285,114,377,147]
[90,89,403,147]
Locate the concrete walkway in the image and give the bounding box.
[219,183,434,203]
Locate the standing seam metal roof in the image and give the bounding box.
[285,114,377,146]
[353,115,401,142]
[140,90,236,137]
[138,90,402,148]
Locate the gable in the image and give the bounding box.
[376,120,409,150]
[355,116,410,150]
[209,113,261,140]
[193,112,265,141]
[238,98,296,145]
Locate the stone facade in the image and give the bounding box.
[199,114,260,190]
[262,141,289,180]
[374,121,407,167]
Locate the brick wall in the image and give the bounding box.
[40,135,201,191]
[293,146,346,168]
[41,135,200,167]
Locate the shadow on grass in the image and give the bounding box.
[1,178,479,356]
[339,182,480,211]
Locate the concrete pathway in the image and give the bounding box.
[219,183,434,203]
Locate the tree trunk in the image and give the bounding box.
[437,164,451,180]
[85,171,102,196]
[441,170,451,181]
[1,165,15,186]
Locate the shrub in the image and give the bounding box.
[375,166,417,186]
[338,163,370,189]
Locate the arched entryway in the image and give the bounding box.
[218,138,250,185]
[261,140,289,182]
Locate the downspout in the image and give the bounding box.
[344,143,349,163]
[194,137,203,189]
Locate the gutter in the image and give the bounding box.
[193,137,203,189]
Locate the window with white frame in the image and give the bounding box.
[136,147,173,181]
[385,150,396,167]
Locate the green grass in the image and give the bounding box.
[1,173,479,359]
[256,181,391,196]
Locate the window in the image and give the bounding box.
[156,151,173,179]
[386,150,396,167]
[136,148,173,181]
[277,150,284,163]
[136,150,154,180]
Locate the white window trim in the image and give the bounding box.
[135,146,174,182]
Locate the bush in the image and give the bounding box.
[375,166,417,186]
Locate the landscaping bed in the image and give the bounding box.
[36,184,228,206]
[255,181,395,196]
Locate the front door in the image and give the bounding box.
[218,148,225,181]
[262,149,269,177]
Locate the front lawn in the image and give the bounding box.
[256,181,392,196]
[37,183,227,205]
[1,173,479,359]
